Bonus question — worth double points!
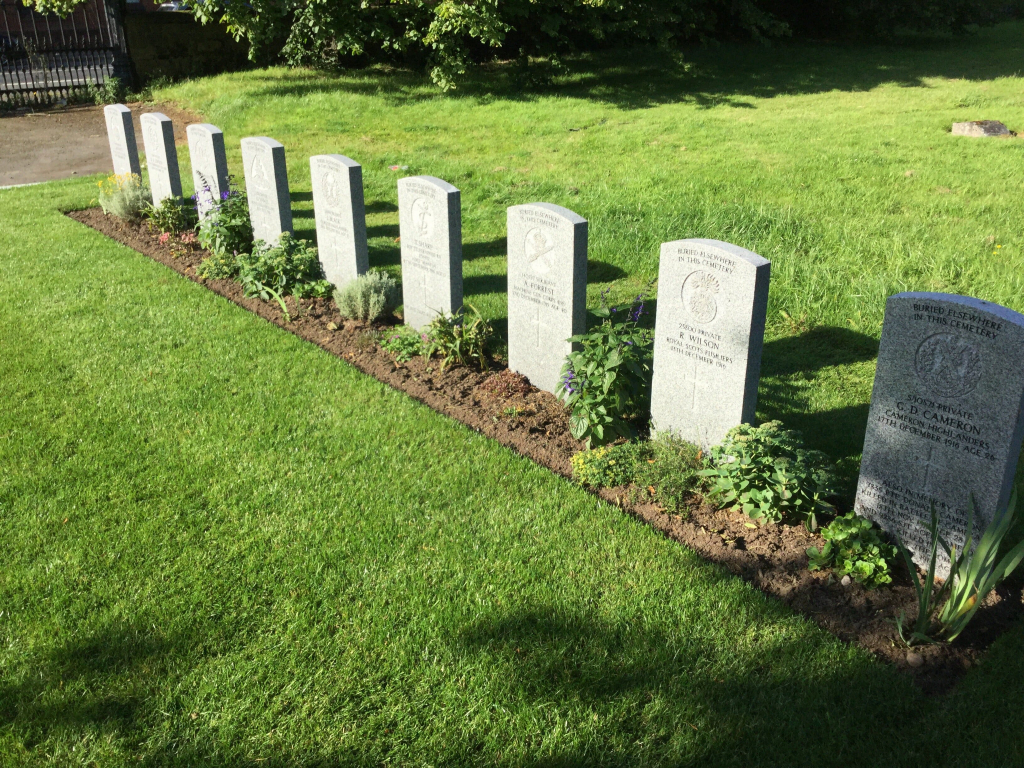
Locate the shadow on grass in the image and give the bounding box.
[238,22,1024,112]
[0,622,183,746]
[464,237,506,261]
[366,200,399,214]
[368,223,400,240]
[761,326,878,377]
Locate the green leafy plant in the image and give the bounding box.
[807,512,897,588]
[556,288,654,448]
[88,76,125,105]
[423,304,494,371]
[700,421,838,530]
[571,443,645,488]
[896,494,1024,646]
[640,433,704,513]
[196,181,254,259]
[145,196,198,236]
[236,234,332,321]
[335,270,401,323]
[570,434,702,512]
[196,251,239,280]
[97,173,150,223]
[380,326,427,363]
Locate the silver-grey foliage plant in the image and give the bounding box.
[334,270,401,323]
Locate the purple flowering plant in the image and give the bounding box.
[556,283,655,447]
[196,175,254,261]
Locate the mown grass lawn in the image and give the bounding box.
[2,172,1024,768]
[2,22,1024,767]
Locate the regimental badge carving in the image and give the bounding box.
[411,197,433,238]
[525,227,554,275]
[915,332,983,399]
[106,111,127,161]
[321,168,343,209]
[249,152,271,190]
[680,270,720,324]
[105,110,119,139]
[192,138,212,172]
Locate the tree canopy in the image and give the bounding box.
[22,0,1010,89]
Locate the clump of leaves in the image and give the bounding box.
[196,181,254,258]
[88,76,125,105]
[897,494,1024,646]
[196,251,238,280]
[236,234,332,319]
[97,173,150,223]
[701,421,838,530]
[146,196,198,236]
[571,443,645,488]
[556,287,654,448]
[480,369,532,399]
[570,434,702,513]
[640,433,704,513]
[807,512,897,588]
[423,305,494,371]
[335,270,400,323]
[380,325,426,363]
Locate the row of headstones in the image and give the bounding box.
[105,105,1024,575]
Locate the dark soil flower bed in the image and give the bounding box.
[68,207,1024,695]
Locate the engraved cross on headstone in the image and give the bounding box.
[915,445,945,495]
[531,306,552,347]
[681,353,711,411]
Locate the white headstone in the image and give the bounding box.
[140,112,182,205]
[855,293,1024,574]
[241,137,292,245]
[650,239,770,449]
[310,154,368,290]
[103,104,140,177]
[397,175,462,330]
[187,123,229,218]
[506,203,588,394]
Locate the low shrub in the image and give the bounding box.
[196,183,254,258]
[97,173,150,223]
[380,325,426,363]
[237,234,332,305]
[423,305,494,371]
[641,434,704,513]
[571,443,646,488]
[701,421,838,530]
[88,76,125,105]
[571,434,702,512]
[807,512,897,588]
[556,288,654,448]
[335,270,401,322]
[146,196,198,236]
[196,251,239,280]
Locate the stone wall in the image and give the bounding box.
[125,13,250,82]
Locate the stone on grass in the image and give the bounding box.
[103,103,140,177]
[951,120,1011,138]
[650,239,770,449]
[397,175,462,330]
[506,202,588,394]
[241,136,293,246]
[855,293,1024,575]
[140,112,182,206]
[187,123,229,218]
[310,154,368,290]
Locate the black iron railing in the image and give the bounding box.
[1,0,129,106]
